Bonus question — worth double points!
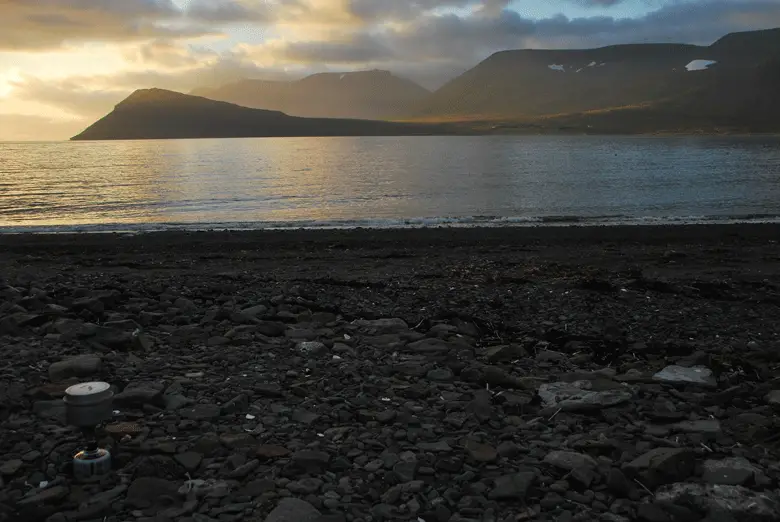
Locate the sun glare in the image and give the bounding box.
[0,68,21,98]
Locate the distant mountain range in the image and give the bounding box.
[408,27,780,133]
[73,28,780,139]
[70,89,452,141]
[191,70,431,121]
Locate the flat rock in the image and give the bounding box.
[291,450,330,473]
[114,381,164,406]
[256,445,290,459]
[488,472,537,500]
[263,498,321,522]
[417,440,452,453]
[672,419,722,436]
[297,341,328,356]
[653,365,716,388]
[703,457,757,486]
[765,390,780,406]
[180,403,222,420]
[0,459,23,475]
[538,381,633,411]
[464,440,498,462]
[48,355,102,382]
[352,318,409,334]
[17,485,69,505]
[174,452,203,472]
[655,483,780,521]
[625,448,695,488]
[427,368,454,382]
[544,450,598,471]
[484,344,526,362]
[407,338,453,353]
[33,400,67,423]
[127,477,179,507]
[255,321,286,337]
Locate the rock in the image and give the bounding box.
[292,409,319,424]
[624,448,695,489]
[538,381,633,411]
[291,450,330,473]
[764,390,780,406]
[484,344,526,363]
[287,478,323,494]
[672,419,722,436]
[17,485,69,505]
[297,341,328,356]
[653,365,716,388]
[114,381,164,406]
[352,318,409,334]
[254,383,284,398]
[488,472,537,500]
[417,440,452,453]
[33,400,67,423]
[408,338,453,353]
[263,498,321,522]
[48,355,102,382]
[242,304,268,317]
[256,445,291,459]
[544,451,597,471]
[655,483,780,521]
[220,433,256,449]
[164,392,192,411]
[180,403,222,420]
[637,503,673,522]
[497,442,520,459]
[702,458,757,486]
[92,326,135,350]
[427,368,454,382]
[394,458,418,482]
[0,459,23,475]
[175,452,203,472]
[255,321,287,337]
[607,468,633,497]
[127,477,179,508]
[465,440,498,462]
[536,350,567,363]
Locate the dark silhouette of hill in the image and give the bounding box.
[192,70,430,120]
[410,28,780,132]
[70,89,452,141]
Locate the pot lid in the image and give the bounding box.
[64,382,113,405]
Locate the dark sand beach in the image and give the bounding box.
[1,224,780,522]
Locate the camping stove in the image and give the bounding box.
[63,381,114,481]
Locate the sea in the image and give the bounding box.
[1,135,779,233]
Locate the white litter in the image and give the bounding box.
[246,414,256,420]
[685,59,717,71]
[548,64,565,72]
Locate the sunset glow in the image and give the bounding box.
[1,0,779,140]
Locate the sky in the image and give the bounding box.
[1,0,779,141]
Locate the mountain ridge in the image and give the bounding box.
[192,69,430,121]
[70,88,454,141]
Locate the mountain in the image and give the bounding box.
[70,89,453,141]
[411,28,780,132]
[192,70,430,120]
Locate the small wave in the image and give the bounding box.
[2,213,780,235]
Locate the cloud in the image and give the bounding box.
[567,0,627,6]
[3,0,780,141]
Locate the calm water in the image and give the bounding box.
[1,136,779,232]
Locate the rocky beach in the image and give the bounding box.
[1,224,779,522]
